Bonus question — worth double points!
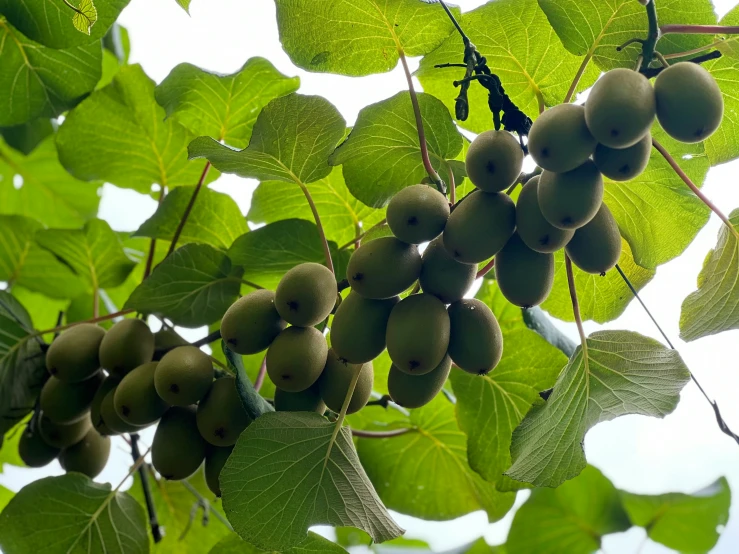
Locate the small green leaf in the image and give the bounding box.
[176,0,191,14]
[0,118,55,156]
[223,342,273,420]
[71,0,98,35]
[209,532,347,554]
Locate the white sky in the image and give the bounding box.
[3,1,739,553]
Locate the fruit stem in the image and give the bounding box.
[351,428,413,438]
[338,218,387,251]
[254,355,267,392]
[565,255,589,371]
[297,181,335,274]
[323,362,362,470]
[130,434,162,543]
[661,25,739,36]
[448,165,456,206]
[92,290,99,319]
[34,308,134,336]
[167,162,212,257]
[639,0,661,72]
[476,258,495,279]
[143,186,166,281]
[563,54,592,103]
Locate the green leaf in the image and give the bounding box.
[103,23,130,64]
[223,342,273,420]
[466,538,506,554]
[156,58,300,149]
[9,286,68,340]
[0,420,26,470]
[220,411,403,551]
[125,243,244,327]
[0,118,55,156]
[329,92,463,208]
[56,64,214,194]
[274,0,456,76]
[506,466,630,554]
[507,331,690,487]
[620,477,731,553]
[209,532,347,554]
[71,0,98,35]
[0,485,12,512]
[0,473,148,553]
[176,0,191,14]
[704,52,739,165]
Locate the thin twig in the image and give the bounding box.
[254,355,267,392]
[181,480,234,531]
[168,162,212,256]
[143,186,166,281]
[663,38,729,59]
[297,182,335,274]
[563,54,592,104]
[640,50,722,78]
[192,329,222,348]
[35,309,134,336]
[565,255,589,372]
[338,219,387,251]
[130,435,162,543]
[351,428,413,438]
[661,24,739,36]
[448,164,456,206]
[476,258,495,279]
[323,363,362,469]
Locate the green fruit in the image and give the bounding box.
[266,326,328,392]
[330,292,398,364]
[387,355,451,409]
[386,293,450,375]
[447,299,503,375]
[275,262,337,327]
[318,350,373,415]
[153,329,188,361]
[585,68,656,148]
[90,377,119,436]
[153,406,207,480]
[197,377,251,447]
[45,323,105,382]
[347,237,421,299]
[18,421,60,467]
[59,428,111,479]
[40,372,104,424]
[565,203,622,274]
[538,161,604,230]
[155,346,214,406]
[386,184,450,244]
[655,62,724,143]
[99,318,155,377]
[114,362,168,425]
[205,445,234,497]
[274,383,326,413]
[593,132,652,181]
[494,233,555,308]
[465,130,524,192]
[528,104,597,173]
[221,289,287,355]
[419,237,477,304]
[99,389,144,434]
[39,413,91,449]
[442,190,516,264]
[516,177,574,253]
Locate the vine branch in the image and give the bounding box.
[168,162,212,256]
[254,355,267,393]
[130,434,162,543]
[338,218,387,251]
[34,309,134,337]
[661,24,739,36]
[350,428,413,438]
[476,258,495,279]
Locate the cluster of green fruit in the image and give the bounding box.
[18,319,248,496]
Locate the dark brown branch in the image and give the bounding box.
[130,434,162,543]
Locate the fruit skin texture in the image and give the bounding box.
[593,132,652,181]
[221,289,286,355]
[447,299,503,375]
[516,177,575,254]
[585,68,656,148]
[275,262,337,327]
[465,130,524,192]
[205,445,234,497]
[318,350,373,415]
[153,406,207,480]
[100,389,144,434]
[347,237,421,299]
[566,203,622,275]
[538,160,604,230]
[494,233,555,308]
[386,184,450,244]
[386,293,450,375]
[39,414,91,449]
[114,362,169,426]
[655,62,724,143]
[40,371,104,424]
[90,377,120,436]
[528,104,597,173]
[155,346,214,406]
[266,326,328,392]
[419,237,477,304]
[274,383,326,414]
[45,323,105,382]
[388,355,452,409]
[153,329,188,361]
[443,190,516,263]
[59,428,111,479]
[330,292,398,364]
[196,377,251,447]
[18,422,60,467]
[99,318,155,377]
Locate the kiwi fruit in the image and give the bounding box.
[347,237,422,299]
[205,445,234,497]
[419,237,477,304]
[565,203,622,274]
[114,362,168,426]
[447,299,503,375]
[274,383,326,414]
[465,130,524,192]
[593,132,652,181]
[197,377,251,447]
[655,62,724,143]
[386,293,450,375]
[585,68,656,148]
[90,377,120,436]
[494,233,555,308]
[387,355,452,409]
[330,292,398,364]
[442,190,516,263]
[528,104,597,173]
[154,346,214,406]
[318,350,373,414]
[516,177,575,253]
[153,328,188,361]
[45,323,105,382]
[59,428,111,479]
[275,262,337,327]
[40,372,104,424]
[266,326,328,392]
[39,413,91,449]
[99,318,155,377]
[538,161,604,230]
[221,289,287,355]
[153,406,207,480]
[99,389,144,434]
[18,421,60,467]
[386,184,450,244]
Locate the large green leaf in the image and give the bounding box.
[0,420,26,471]
[0,485,12,511]
[274,0,456,76]
[220,411,403,551]
[0,473,148,553]
[9,286,68,339]
[156,58,299,149]
[329,92,463,208]
[507,331,690,488]
[704,51,739,165]
[716,6,739,60]
[0,118,55,155]
[209,532,347,554]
